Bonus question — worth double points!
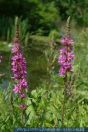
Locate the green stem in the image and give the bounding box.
[62,96,65,127]
[61,75,67,127]
[21,110,25,127]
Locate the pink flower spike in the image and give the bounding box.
[11,17,28,110]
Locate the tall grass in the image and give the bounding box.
[0,16,29,44]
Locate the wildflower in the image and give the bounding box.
[58,16,75,99]
[11,17,28,110]
[59,17,75,127]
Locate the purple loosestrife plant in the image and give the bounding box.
[58,17,75,98]
[58,17,75,127]
[11,17,28,110]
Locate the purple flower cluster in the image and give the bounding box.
[11,52,27,80]
[58,36,74,76]
[11,38,28,110]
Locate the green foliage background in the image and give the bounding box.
[0,0,88,38]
